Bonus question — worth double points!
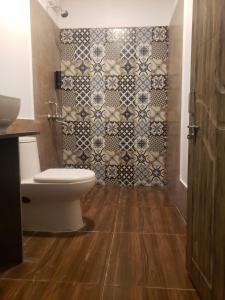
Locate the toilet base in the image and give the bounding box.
[22,199,84,233]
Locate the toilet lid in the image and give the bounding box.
[33,168,96,183]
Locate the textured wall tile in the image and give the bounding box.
[60,27,168,186]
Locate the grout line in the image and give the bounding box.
[175,205,187,225]
[113,232,186,236]
[0,277,197,292]
[103,283,196,291]
[99,187,122,300]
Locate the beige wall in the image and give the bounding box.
[9,0,62,170]
[167,0,187,217]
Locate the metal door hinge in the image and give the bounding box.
[187,122,199,142]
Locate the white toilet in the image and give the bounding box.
[19,137,96,232]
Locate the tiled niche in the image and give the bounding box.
[60,27,168,186]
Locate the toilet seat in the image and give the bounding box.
[33,168,95,183]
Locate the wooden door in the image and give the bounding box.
[187,0,225,300]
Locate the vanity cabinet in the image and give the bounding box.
[0,132,37,267]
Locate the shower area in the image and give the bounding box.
[60,27,168,186]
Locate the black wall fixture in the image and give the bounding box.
[54,71,62,89]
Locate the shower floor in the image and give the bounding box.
[0,185,199,299]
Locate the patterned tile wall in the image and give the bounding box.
[60,27,168,186]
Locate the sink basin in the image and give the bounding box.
[0,95,21,132]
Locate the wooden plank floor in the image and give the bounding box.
[0,185,200,300]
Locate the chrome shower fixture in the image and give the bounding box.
[47,0,69,18]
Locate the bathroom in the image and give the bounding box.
[0,0,224,299]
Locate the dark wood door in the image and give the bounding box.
[187,1,225,300]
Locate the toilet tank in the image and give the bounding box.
[19,136,41,180]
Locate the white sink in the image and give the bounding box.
[0,95,21,132]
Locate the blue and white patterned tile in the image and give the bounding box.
[73,76,90,93]
[60,29,74,44]
[61,76,75,91]
[120,58,136,76]
[61,26,168,187]
[134,120,150,136]
[135,91,151,108]
[105,76,119,91]
[61,44,76,61]
[105,42,121,60]
[105,91,120,108]
[151,90,168,107]
[119,75,135,92]
[121,42,136,59]
[91,163,106,184]
[120,150,134,166]
[90,74,105,92]
[106,28,126,42]
[120,105,134,122]
[91,120,105,136]
[106,122,119,136]
[74,60,91,76]
[106,165,118,179]
[149,107,166,122]
[90,44,105,62]
[151,75,167,90]
[136,59,151,76]
[136,27,153,44]
[152,26,168,42]
[91,91,105,109]
[134,135,149,154]
[90,28,106,44]
[136,74,151,92]
[150,58,167,75]
[104,59,121,76]
[104,150,120,166]
[120,90,135,107]
[150,121,167,136]
[76,90,91,106]
[152,42,168,59]
[73,28,90,45]
[118,165,134,186]
[63,149,77,165]
[62,90,76,107]
[74,44,90,60]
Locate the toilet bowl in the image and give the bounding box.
[19,137,96,232]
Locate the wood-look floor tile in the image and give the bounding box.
[116,205,186,234]
[103,286,199,300]
[120,187,173,207]
[34,232,112,284]
[0,280,101,300]
[81,185,120,207]
[0,235,56,280]
[0,232,111,284]
[81,185,120,232]
[106,233,193,289]
[0,279,44,300]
